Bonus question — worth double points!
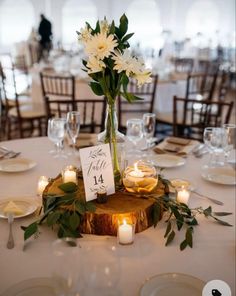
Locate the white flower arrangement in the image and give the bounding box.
[77,14,152,101]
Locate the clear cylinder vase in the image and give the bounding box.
[97,102,125,185]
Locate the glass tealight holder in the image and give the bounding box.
[123,160,158,194]
[37,176,49,196]
[61,165,78,184]
[117,219,135,245]
[176,185,191,205]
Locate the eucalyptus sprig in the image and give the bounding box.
[21,182,96,245]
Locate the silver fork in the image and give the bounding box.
[7,213,15,249]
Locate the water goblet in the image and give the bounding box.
[47,118,67,158]
[66,111,80,156]
[126,118,143,155]
[142,113,156,152]
[223,123,236,168]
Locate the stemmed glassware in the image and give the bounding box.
[142,113,156,152]
[47,118,67,158]
[203,127,227,166]
[66,111,80,156]
[223,124,236,168]
[126,118,143,155]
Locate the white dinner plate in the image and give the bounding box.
[201,166,236,185]
[151,154,186,168]
[140,273,205,296]
[0,158,37,173]
[1,277,55,296]
[0,198,38,219]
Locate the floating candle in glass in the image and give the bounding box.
[117,219,135,245]
[176,185,190,205]
[123,161,158,194]
[62,165,78,184]
[37,176,49,196]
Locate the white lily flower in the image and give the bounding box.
[112,49,136,76]
[87,56,106,74]
[133,70,152,87]
[78,25,92,43]
[100,19,109,34]
[85,32,118,60]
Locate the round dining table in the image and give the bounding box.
[0,136,235,295]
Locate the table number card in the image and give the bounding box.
[79,144,115,201]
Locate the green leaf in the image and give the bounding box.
[69,213,80,230]
[47,211,61,226]
[186,228,193,248]
[120,92,143,103]
[45,196,56,210]
[94,20,100,33]
[122,32,134,43]
[165,230,175,246]
[86,202,96,213]
[213,212,233,216]
[23,222,38,241]
[203,206,212,217]
[59,182,78,193]
[90,82,104,96]
[212,216,233,226]
[152,202,162,227]
[119,14,128,37]
[187,217,198,226]
[109,20,115,34]
[164,221,171,238]
[75,201,86,215]
[180,240,188,251]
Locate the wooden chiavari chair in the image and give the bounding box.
[173,96,234,141]
[118,75,158,131]
[45,97,106,133]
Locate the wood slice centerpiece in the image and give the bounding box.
[43,174,166,236]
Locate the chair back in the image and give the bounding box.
[28,42,41,65]
[173,58,194,73]
[118,75,158,130]
[185,72,218,101]
[173,96,234,140]
[45,97,106,133]
[40,72,75,101]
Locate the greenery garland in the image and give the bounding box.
[21,175,232,251]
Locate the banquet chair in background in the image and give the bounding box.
[45,97,106,133]
[172,58,194,73]
[172,96,234,141]
[118,75,158,132]
[28,42,41,65]
[0,63,45,139]
[40,72,75,102]
[185,71,218,101]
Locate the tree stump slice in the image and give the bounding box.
[44,175,165,236]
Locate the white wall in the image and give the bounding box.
[0,0,235,52]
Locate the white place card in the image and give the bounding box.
[79,144,115,201]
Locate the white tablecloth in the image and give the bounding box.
[0,137,235,295]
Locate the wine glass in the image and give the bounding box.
[142,113,156,152]
[47,118,66,158]
[66,111,80,156]
[51,238,83,296]
[126,118,143,154]
[223,124,236,167]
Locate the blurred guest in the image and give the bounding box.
[38,14,52,60]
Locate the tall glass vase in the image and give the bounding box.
[97,102,125,185]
